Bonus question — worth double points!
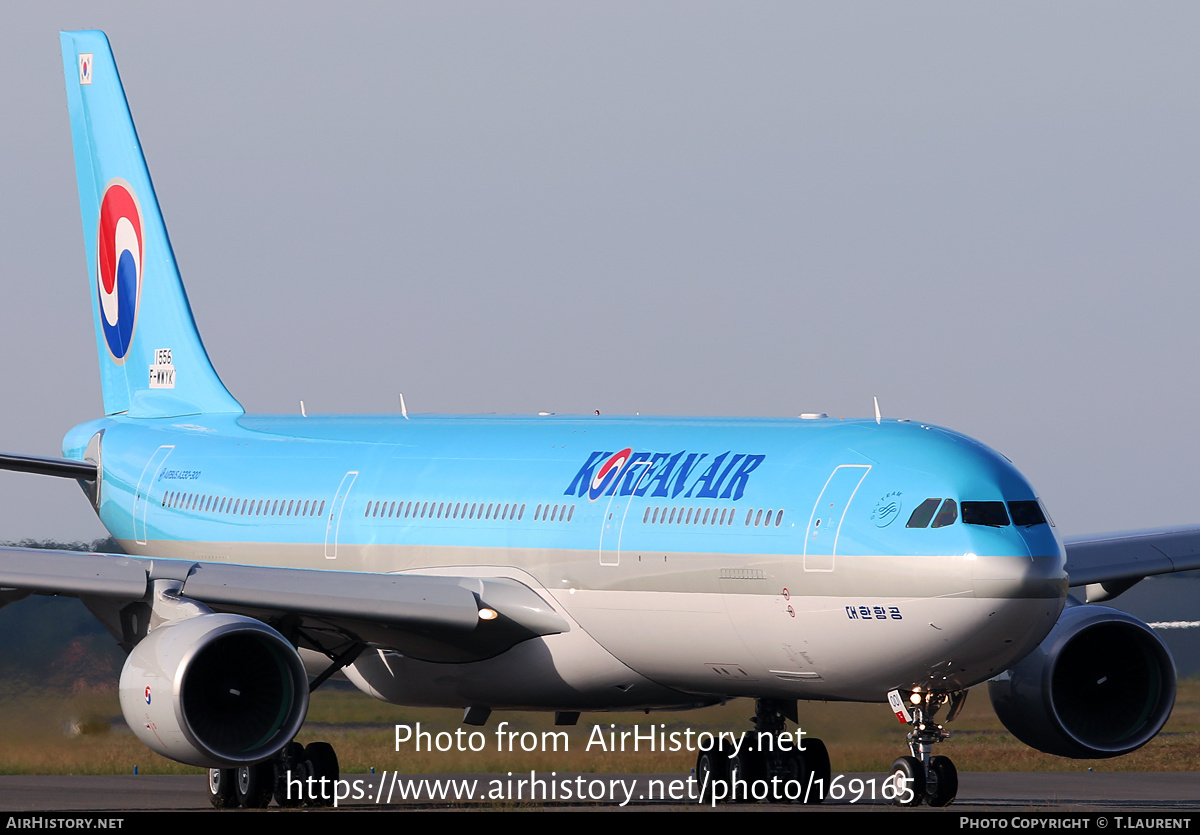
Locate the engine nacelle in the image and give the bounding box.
[989,604,1175,758]
[119,613,309,767]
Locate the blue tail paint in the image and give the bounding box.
[60,31,242,418]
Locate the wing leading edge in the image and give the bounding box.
[1065,525,1200,602]
[0,546,568,663]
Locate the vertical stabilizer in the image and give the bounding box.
[61,31,243,418]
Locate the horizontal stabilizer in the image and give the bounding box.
[0,452,96,481]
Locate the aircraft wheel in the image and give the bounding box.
[730,746,765,782]
[927,755,958,807]
[728,745,765,803]
[800,738,830,804]
[889,756,925,807]
[208,768,237,809]
[236,761,274,808]
[274,741,305,808]
[303,741,340,807]
[777,750,802,802]
[696,741,730,804]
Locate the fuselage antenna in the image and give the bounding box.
[873,396,882,424]
[400,393,409,420]
[300,400,307,418]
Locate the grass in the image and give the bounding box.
[2,679,1199,776]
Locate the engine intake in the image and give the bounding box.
[989,604,1175,758]
[119,613,309,767]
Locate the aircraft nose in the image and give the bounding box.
[966,521,1066,601]
[901,547,1063,691]
[972,550,1068,601]
[965,541,1067,673]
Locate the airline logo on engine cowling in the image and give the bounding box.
[567,449,765,502]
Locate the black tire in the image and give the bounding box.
[695,742,730,804]
[778,750,802,803]
[208,768,237,809]
[927,755,958,807]
[302,741,340,807]
[801,738,830,804]
[729,746,766,787]
[274,741,305,808]
[889,756,925,807]
[236,761,275,808]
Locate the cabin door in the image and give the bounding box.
[598,460,653,566]
[803,464,869,572]
[325,471,358,559]
[134,445,174,545]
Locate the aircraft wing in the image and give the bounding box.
[1064,525,1200,601]
[0,546,568,663]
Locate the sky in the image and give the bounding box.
[2,3,1200,543]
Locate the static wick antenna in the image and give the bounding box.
[873,396,881,425]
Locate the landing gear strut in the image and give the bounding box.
[209,738,340,809]
[886,688,964,807]
[694,699,830,804]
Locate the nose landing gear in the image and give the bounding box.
[886,688,964,807]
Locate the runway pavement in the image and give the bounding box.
[0,772,1197,812]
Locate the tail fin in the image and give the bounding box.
[60,31,242,418]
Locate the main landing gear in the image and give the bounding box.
[695,699,831,804]
[209,740,340,808]
[886,688,964,808]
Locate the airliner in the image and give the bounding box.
[0,30,1195,809]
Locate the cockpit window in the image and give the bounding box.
[906,498,941,528]
[962,501,1010,527]
[931,498,958,528]
[1039,499,1055,527]
[906,498,1046,529]
[1008,500,1047,527]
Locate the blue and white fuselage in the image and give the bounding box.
[65,410,1066,708]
